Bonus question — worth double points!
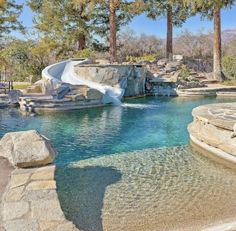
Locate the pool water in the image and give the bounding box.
[0,96,236,230]
[0,96,235,165]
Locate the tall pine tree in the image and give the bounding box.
[92,0,140,63]
[143,0,190,60]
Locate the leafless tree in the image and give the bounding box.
[174,29,213,58]
[118,29,163,61]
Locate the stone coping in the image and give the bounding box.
[179,86,236,92]
[76,64,144,68]
[192,103,236,131]
[0,165,79,231]
[177,86,236,97]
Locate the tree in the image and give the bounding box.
[166,2,173,60]
[92,0,140,63]
[28,0,96,55]
[109,0,117,63]
[1,38,49,81]
[187,0,235,81]
[0,0,24,39]
[174,29,213,58]
[144,0,190,60]
[28,0,138,62]
[118,29,163,60]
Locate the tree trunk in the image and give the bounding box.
[166,3,173,60]
[109,0,117,63]
[78,33,86,50]
[213,5,225,81]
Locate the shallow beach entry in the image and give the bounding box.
[0,96,236,230]
[57,146,236,231]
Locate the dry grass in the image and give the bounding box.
[222,80,236,86]
[13,82,31,90]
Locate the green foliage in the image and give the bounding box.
[91,1,137,40]
[74,48,95,59]
[222,56,236,80]
[143,0,191,26]
[27,0,138,56]
[1,38,50,82]
[0,0,24,38]
[179,65,191,80]
[27,0,92,53]
[185,0,235,19]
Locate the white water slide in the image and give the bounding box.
[42,59,124,105]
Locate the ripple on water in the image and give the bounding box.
[56,146,236,231]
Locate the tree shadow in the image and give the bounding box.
[55,165,122,231]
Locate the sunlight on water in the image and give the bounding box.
[121,103,160,109]
[56,146,236,231]
[0,96,236,230]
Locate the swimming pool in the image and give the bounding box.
[1,96,236,230]
[0,96,234,164]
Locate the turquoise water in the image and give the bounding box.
[1,96,236,230]
[0,96,235,165]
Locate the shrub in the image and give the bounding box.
[74,48,95,59]
[222,56,236,80]
[179,65,191,81]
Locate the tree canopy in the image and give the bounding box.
[0,0,24,38]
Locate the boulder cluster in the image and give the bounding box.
[145,58,208,93]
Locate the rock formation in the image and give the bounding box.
[0,130,56,168]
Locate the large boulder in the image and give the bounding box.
[0,130,56,168]
[74,64,147,97]
[87,88,103,100]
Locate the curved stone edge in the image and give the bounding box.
[188,102,236,170]
[191,103,236,131]
[0,165,79,231]
[190,135,236,170]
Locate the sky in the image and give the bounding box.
[15,0,236,39]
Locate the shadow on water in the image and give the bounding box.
[55,165,122,231]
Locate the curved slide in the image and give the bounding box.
[42,59,124,105]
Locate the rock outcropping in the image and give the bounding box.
[145,59,207,96]
[75,64,147,97]
[0,130,56,168]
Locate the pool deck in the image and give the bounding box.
[188,102,236,170]
[0,164,79,231]
[0,158,14,231]
[177,84,236,97]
